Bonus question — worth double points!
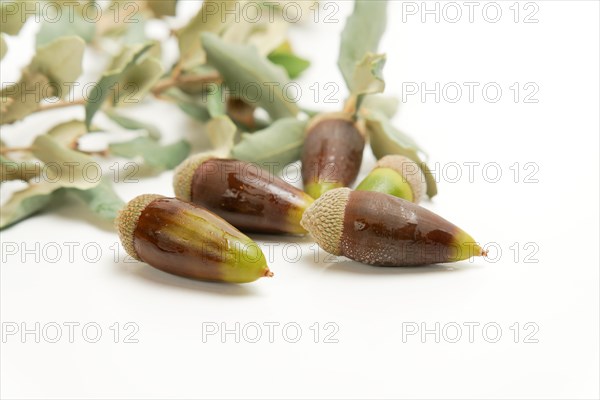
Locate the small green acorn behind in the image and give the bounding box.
[356,155,427,203]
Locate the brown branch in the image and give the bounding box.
[151,72,222,96]
[11,70,221,119]
[81,149,110,157]
[0,147,32,155]
[1,145,108,157]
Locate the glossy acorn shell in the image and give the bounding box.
[301,189,484,267]
[301,114,365,198]
[128,197,271,283]
[189,159,313,235]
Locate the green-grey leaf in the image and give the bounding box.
[352,53,386,97]
[35,0,97,45]
[30,36,85,91]
[31,134,101,190]
[85,43,154,128]
[1,156,41,182]
[222,16,288,56]
[105,109,161,140]
[0,34,7,60]
[177,102,211,122]
[47,120,87,149]
[114,56,164,106]
[206,84,225,118]
[360,95,399,118]
[68,178,124,220]
[0,72,47,124]
[0,183,64,230]
[202,32,299,120]
[1,36,85,124]
[338,0,388,92]
[363,110,437,198]
[163,87,210,122]
[36,15,95,47]
[109,137,190,171]
[121,15,148,44]
[205,115,236,156]
[232,118,306,172]
[0,1,31,35]
[177,0,233,69]
[268,51,310,79]
[147,0,178,17]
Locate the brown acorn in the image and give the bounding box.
[174,155,314,235]
[301,112,366,199]
[116,195,272,283]
[301,188,486,266]
[227,97,256,129]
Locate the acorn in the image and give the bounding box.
[301,188,486,266]
[355,155,426,203]
[301,112,365,199]
[227,97,256,130]
[116,195,273,283]
[174,155,314,235]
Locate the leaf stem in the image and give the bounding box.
[343,96,359,116]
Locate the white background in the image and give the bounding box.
[1,1,599,399]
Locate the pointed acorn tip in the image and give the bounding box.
[264,269,274,278]
[470,242,487,258]
[479,247,488,258]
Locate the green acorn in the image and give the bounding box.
[355,155,426,203]
[116,195,272,283]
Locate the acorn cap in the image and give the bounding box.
[115,194,165,261]
[376,155,427,202]
[173,153,216,201]
[300,187,350,256]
